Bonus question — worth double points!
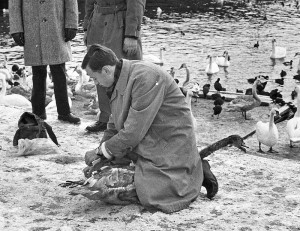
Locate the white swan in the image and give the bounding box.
[216,51,230,67]
[294,52,300,74]
[0,70,31,109]
[205,55,219,75]
[270,39,286,59]
[143,47,166,66]
[286,85,300,147]
[185,89,197,129]
[256,108,279,153]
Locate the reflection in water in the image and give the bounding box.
[1,1,300,101]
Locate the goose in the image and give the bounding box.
[61,135,247,203]
[205,55,219,75]
[0,71,31,109]
[143,47,166,66]
[287,85,300,147]
[226,79,261,119]
[280,70,287,77]
[216,51,230,67]
[214,96,225,106]
[270,39,286,59]
[256,108,279,153]
[254,41,259,48]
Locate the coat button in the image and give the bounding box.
[40,0,45,3]
[42,18,47,22]
[104,22,107,26]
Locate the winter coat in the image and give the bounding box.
[83,0,145,59]
[101,60,203,213]
[9,0,78,66]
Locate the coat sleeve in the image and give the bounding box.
[100,115,118,145]
[105,69,166,158]
[124,0,146,38]
[64,0,78,29]
[83,0,95,31]
[9,0,24,34]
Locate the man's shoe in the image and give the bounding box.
[201,159,218,199]
[58,113,81,124]
[86,121,107,132]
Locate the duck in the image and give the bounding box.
[275,77,284,85]
[254,41,259,48]
[0,71,31,109]
[280,70,287,77]
[293,74,300,81]
[270,89,282,102]
[256,108,279,153]
[211,93,221,100]
[286,85,300,147]
[214,78,224,92]
[214,96,225,106]
[202,84,210,99]
[212,105,222,119]
[270,39,286,59]
[226,79,261,119]
[215,51,230,67]
[205,55,219,75]
[283,60,293,66]
[143,47,166,66]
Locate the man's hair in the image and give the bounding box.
[81,44,119,71]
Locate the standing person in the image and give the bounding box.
[9,0,81,124]
[81,45,219,213]
[83,0,145,132]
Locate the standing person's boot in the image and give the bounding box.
[201,159,218,199]
[31,65,47,120]
[50,63,80,124]
[86,121,107,132]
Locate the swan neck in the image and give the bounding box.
[159,49,163,60]
[252,82,261,102]
[269,111,275,129]
[296,98,300,117]
[199,136,231,159]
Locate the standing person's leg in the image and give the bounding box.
[49,63,80,124]
[31,65,47,120]
[86,84,111,132]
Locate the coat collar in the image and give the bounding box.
[110,59,131,102]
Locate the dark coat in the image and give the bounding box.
[101,60,203,213]
[83,0,145,59]
[9,0,78,66]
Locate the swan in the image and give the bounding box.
[179,63,200,92]
[286,85,300,147]
[143,47,166,66]
[205,55,219,75]
[216,51,230,67]
[61,135,247,202]
[0,71,31,109]
[270,39,286,59]
[256,108,279,153]
[294,52,300,74]
[226,79,261,119]
[74,67,94,95]
[185,89,197,129]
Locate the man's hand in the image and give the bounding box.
[84,148,100,166]
[123,37,138,56]
[11,33,25,46]
[64,28,77,42]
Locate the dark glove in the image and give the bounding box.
[11,32,25,46]
[64,28,77,42]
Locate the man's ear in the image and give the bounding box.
[102,66,111,75]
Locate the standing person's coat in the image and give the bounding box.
[83,0,145,59]
[9,0,78,66]
[101,60,203,213]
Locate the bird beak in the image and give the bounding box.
[239,142,248,153]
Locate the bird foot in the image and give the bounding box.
[267,149,278,153]
[257,149,264,153]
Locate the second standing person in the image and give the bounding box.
[83,0,146,132]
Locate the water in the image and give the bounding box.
[1,1,300,101]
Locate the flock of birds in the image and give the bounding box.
[142,36,300,152]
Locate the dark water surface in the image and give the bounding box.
[1,0,300,100]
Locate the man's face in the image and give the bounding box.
[85,65,114,88]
